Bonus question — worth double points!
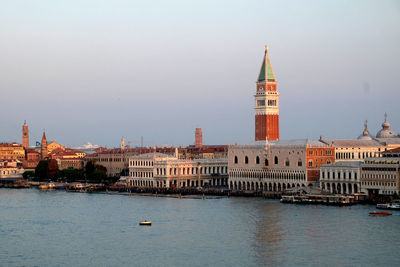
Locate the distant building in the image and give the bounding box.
[0,143,25,161]
[47,141,65,154]
[50,148,86,170]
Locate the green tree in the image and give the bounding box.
[22,170,35,179]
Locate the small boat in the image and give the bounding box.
[39,182,55,190]
[369,211,392,216]
[139,220,152,226]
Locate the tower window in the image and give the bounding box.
[257,100,265,107]
[267,100,276,106]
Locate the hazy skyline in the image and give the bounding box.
[1,0,399,147]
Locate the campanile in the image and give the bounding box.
[22,121,29,149]
[254,46,279,141]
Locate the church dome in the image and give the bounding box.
[358,120,372,140]
[376,114,396,138]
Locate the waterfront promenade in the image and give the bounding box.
[1,188,400,266]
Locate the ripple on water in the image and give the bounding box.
[1,189,400,267]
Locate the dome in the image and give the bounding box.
[358,120,372,140]
[376,113,396,138]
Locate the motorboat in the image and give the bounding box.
[39,182,55,190]
[139,220,152,226]
[369,211,392,216]
[376,202,400,210]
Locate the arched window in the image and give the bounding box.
[274,156,278,165]
[285,158,290,167]
[234,156,238,164]
[265,159,269,166]
[245,156,249,164]
[308,160,313,167]
[256,156,260,164]
[327,159,331,164]
[298,159,302,167]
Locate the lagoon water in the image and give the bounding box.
[1,188,399,267]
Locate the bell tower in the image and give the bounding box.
[22,120,29,149]
[41,132,48,159]
[255,46,279,141]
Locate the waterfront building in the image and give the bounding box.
[360,147,400,196]
[255,46,279,141]
[22,121,29,149]
[228,140,335,192]
[319,161,362,194]
[125,152,228,188]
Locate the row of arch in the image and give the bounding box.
[229,180,306,192]
[320,182,358,194]
[155,166,227,176]
[230,169,306,181]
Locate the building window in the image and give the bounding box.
[285,158,290,167]
[308,160,313,167]
[274,156,278,165]
[256,156,260,164]
[309,150,313,155]
[327,159,331,164]
[245,156,249,164]
[234,156,238,164]
[298,159,302,167]
[265,159,269,166]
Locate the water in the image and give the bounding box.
[1,189,399,267]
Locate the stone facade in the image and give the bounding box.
[125,153,228,189]
[228,140,334,192]
[360,148,400,196]
[319,161,362,194]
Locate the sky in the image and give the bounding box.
[0,0,399,148]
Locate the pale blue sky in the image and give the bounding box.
[0,0,399,147]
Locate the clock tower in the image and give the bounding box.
[22,121,29,149]
[255,46,279,141]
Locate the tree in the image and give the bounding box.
[34,159,59,181]
[22,170,35,180]
[35,160,49,181]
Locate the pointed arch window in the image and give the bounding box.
[265,159,269,166]
[298,159,302,167]
[234,156,238,164]
[256,156,260,164]
[245,156,249,164]
[274,156,278,165]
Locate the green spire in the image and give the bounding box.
[257,47,276,82]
